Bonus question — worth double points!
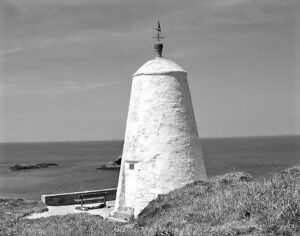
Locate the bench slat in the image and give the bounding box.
[74,192,107,208]
[75,197,105,202]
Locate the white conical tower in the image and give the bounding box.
[112,23,206,219]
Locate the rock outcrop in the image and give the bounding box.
[9,163,58,171]
[97,156,121,170]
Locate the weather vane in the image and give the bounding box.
[153,21,165,42]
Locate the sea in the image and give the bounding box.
[0,136,299,201]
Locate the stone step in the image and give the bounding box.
[112,210,133,221]
[106,216,128,223]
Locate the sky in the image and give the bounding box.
[0,0,299,142]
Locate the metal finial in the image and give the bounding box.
[153,21,165,42]
[153,21,164,58]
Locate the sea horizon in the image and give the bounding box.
[0,135,299,200]
[1,134,299,145]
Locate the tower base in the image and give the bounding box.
[111,207,134,221]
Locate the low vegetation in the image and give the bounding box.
[0,198,48,235]
[1,166,299,236]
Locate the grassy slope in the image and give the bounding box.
[0,198,48,235]
[1,167,299,236]
[137,167,300,235]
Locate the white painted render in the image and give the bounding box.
[113,57,206,218]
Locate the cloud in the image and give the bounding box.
[0,47,23,55]
[1,0,295,90]
[207,0,248,7]
[60,80,123,93]
[0,79,123,95]
[0,0,298,142]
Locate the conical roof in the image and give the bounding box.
[133,57,186,77]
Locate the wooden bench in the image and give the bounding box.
[74,192,107,210]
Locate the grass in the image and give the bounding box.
[137,167,300,235]
[0,198,48,235]
[1,166,299,236]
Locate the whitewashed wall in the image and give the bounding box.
[113,58,207,218]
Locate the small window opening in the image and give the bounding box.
[129,163,134,170]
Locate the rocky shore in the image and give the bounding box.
[97,156,121,170]
[9,163,58,171]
